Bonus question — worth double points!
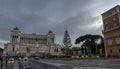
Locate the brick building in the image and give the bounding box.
[102,5,120,57]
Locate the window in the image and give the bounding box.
[117,7,119,12]
[110,49,113,56]
[113,18,116,21]
[119,48,120,53]
[54,48,58,52]
[114,23,117,26]
[110,49,112,53]
[104,22,109,29]
[56,48,58,52]
[108,39,112,45]
[116,37,120,44]
[13,47,14,52]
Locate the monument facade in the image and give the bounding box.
[4,27,63,57]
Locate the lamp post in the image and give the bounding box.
[23,46,30,68]
[26,47,30,57]
[48,43,51,58]
[47,35,52,58]
[36,39,39,57]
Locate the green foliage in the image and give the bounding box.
[75,34,105,56]
[50,57,120,60]
[61,47,72,56]
[71,47,81,51]
[63,29,72,47]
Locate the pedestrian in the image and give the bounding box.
[5,56,8,66]
[0,55,3,67]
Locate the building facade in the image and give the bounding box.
[4,27,63,57]
[102,5,120,57]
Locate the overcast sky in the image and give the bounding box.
[0,0,120,48]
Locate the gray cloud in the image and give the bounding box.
[51,11,102,44]
[0,0,120,47]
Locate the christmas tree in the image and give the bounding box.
[63,29,72,47]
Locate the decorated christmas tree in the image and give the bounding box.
[63,29,72,48]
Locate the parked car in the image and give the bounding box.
[8,58,14,64]
[34,57,40,60]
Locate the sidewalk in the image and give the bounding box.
[0,61,19,69]
[0,62,14,69]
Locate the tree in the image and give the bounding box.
[71,47,81,56]
[63,29,72,48]
[62,29,72,56]
[81,39,91,56]
[75,34,105,56]
[61,47,71,56]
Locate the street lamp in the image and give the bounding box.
[47,35,52,58]
[26,47,30,57]
[23,46,30,68]
[36,39,39,57]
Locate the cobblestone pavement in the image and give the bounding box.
[18,59,120,69]
[38,59,120,69]
[19,59,63,69]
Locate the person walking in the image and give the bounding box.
[5,56,8,66]
[0,55,3,67]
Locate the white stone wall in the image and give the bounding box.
[4,28,64,56]
[50,44,64,56]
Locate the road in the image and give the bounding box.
[19,59,63,69]
[19,59,120,69]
